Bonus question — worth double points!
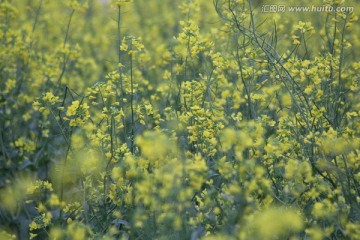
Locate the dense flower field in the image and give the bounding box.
[0,0,359,239]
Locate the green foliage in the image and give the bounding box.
[0,0,359,239]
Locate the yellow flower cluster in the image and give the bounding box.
[1,0,359,239]
[64,100,90,126]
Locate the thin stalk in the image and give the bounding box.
[117,5,124,100]
[234,35,253,120]
[333,17,348,128]
[63,9,75,48]
[130,46,135,154]
[59,136,72,221]
[104,114,115,220]
[57,9,75,86]
[32,0,43,34]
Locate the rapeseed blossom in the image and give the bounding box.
[1,0,359,239]
[64,100,90,126]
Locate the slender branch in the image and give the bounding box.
[56,9,75,87]
[130,44,135,154]
[32,0,43,34]
[117,5,124,101]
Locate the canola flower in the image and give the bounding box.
[0,0,359,239]
[63,100,90,126]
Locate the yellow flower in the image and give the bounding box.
[42,92,60,105]
[65,101,90,126]
[29,221,41,231]
[66,100,80,117]
[113,0,132,7]
[250,208,304,239]
[49,194,60,207]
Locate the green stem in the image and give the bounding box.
[130,45,135,154]
[117,5,124,100]
[56,9,75,87]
